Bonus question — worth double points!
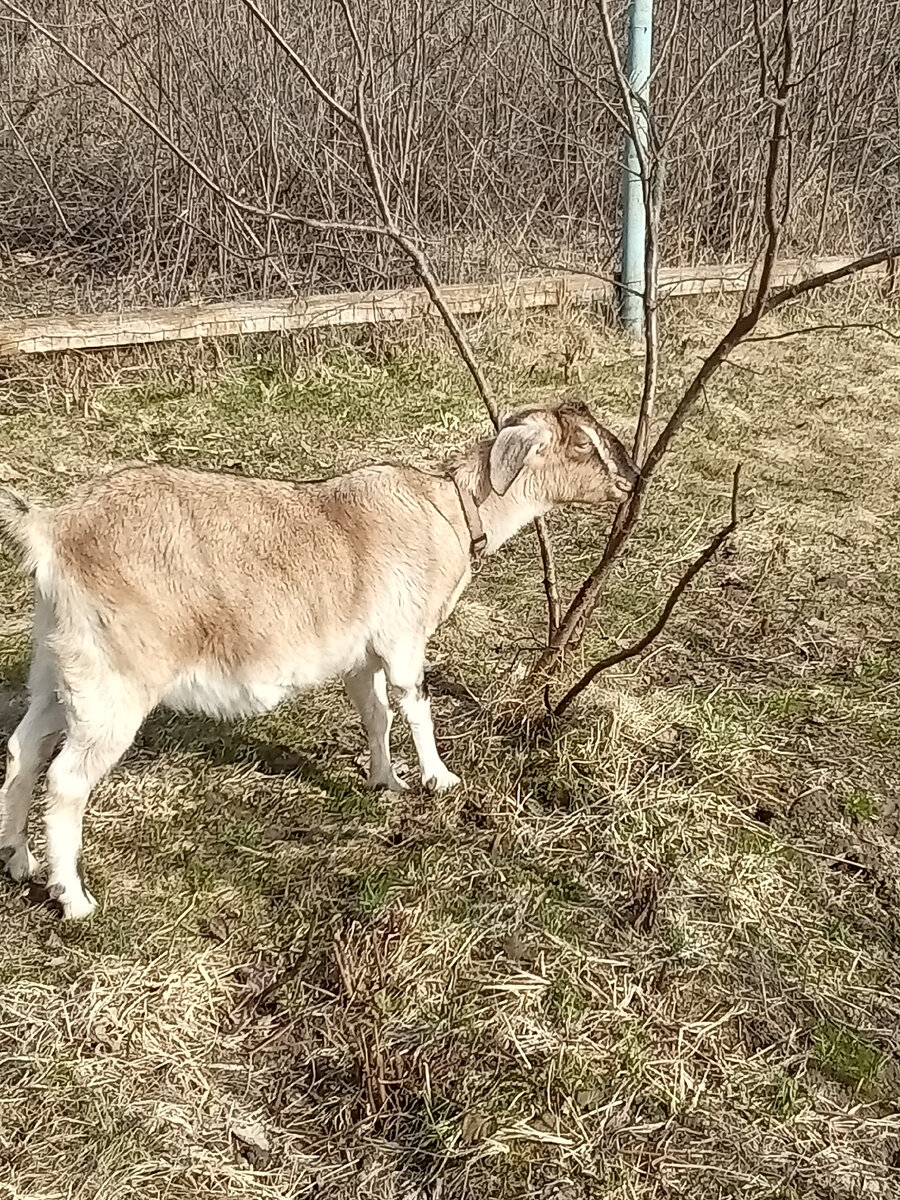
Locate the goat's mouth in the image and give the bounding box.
[611,479,636,502]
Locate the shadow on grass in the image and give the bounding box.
[135,708,347,797]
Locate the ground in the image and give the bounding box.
[0,293,898,1200]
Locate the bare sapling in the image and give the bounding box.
[536,0,900,712]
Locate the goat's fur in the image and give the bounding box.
[0,399,636,919]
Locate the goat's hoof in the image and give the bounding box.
[423,769,461,793]
[367,769,408,793]
[0,843,37,882]
[366,759,409,793]
[48,882,97,921]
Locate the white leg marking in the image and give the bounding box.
[383,642,461,792]
[344,662,406,792]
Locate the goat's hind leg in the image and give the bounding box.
[344,660,406,792]
[0,644,64,882]
[44,681,148,920]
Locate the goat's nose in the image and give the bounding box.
[618,472,638,497]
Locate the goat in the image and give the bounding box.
[0,399,636,919]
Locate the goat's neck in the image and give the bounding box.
[451,441,551,555]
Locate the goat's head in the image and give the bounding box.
[488,399,638,506]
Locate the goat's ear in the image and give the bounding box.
[489,417,550,495]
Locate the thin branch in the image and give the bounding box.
[236,0,501,431]
[536,523,562,636]
[237,0,356,126]
[315,0,500,423]
[765,248,900,308]
[553,466,742,716]
[595,0,651,218]
[647,0,682,87]
[744,320,900,343]
[2,104,73,235]
[750,0,794,317]
[632,168,661,465]
[643,249,899,478]
[390,232,500,423]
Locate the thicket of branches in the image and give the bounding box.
[1,0,898,312]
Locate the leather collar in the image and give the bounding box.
[450,474,487,558]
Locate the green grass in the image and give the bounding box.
[840,788,881,822]
[812,1021,887,1095]
[0,299,899,1198]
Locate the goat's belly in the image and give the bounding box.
[159,634,368,719]
[162,669,300,719]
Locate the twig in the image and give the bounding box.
[744,321,900,343]
[642,248,900,479]
[765,248,900,309]
[749,0,793,318]
[536,521,561,636]
[553,466,743,716]
[1,104,73,235]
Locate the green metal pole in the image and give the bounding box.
[620,0,653,338]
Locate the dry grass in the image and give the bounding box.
[0,294,899,1199]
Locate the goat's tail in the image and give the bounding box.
[0,485,48,575]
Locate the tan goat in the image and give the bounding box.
[0,399,636,919]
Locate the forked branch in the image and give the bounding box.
[553,466,742,715]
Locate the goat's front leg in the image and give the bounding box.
[344,661,406,792]
[382,644,460,792]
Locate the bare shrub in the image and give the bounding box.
[1,0,897,313]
